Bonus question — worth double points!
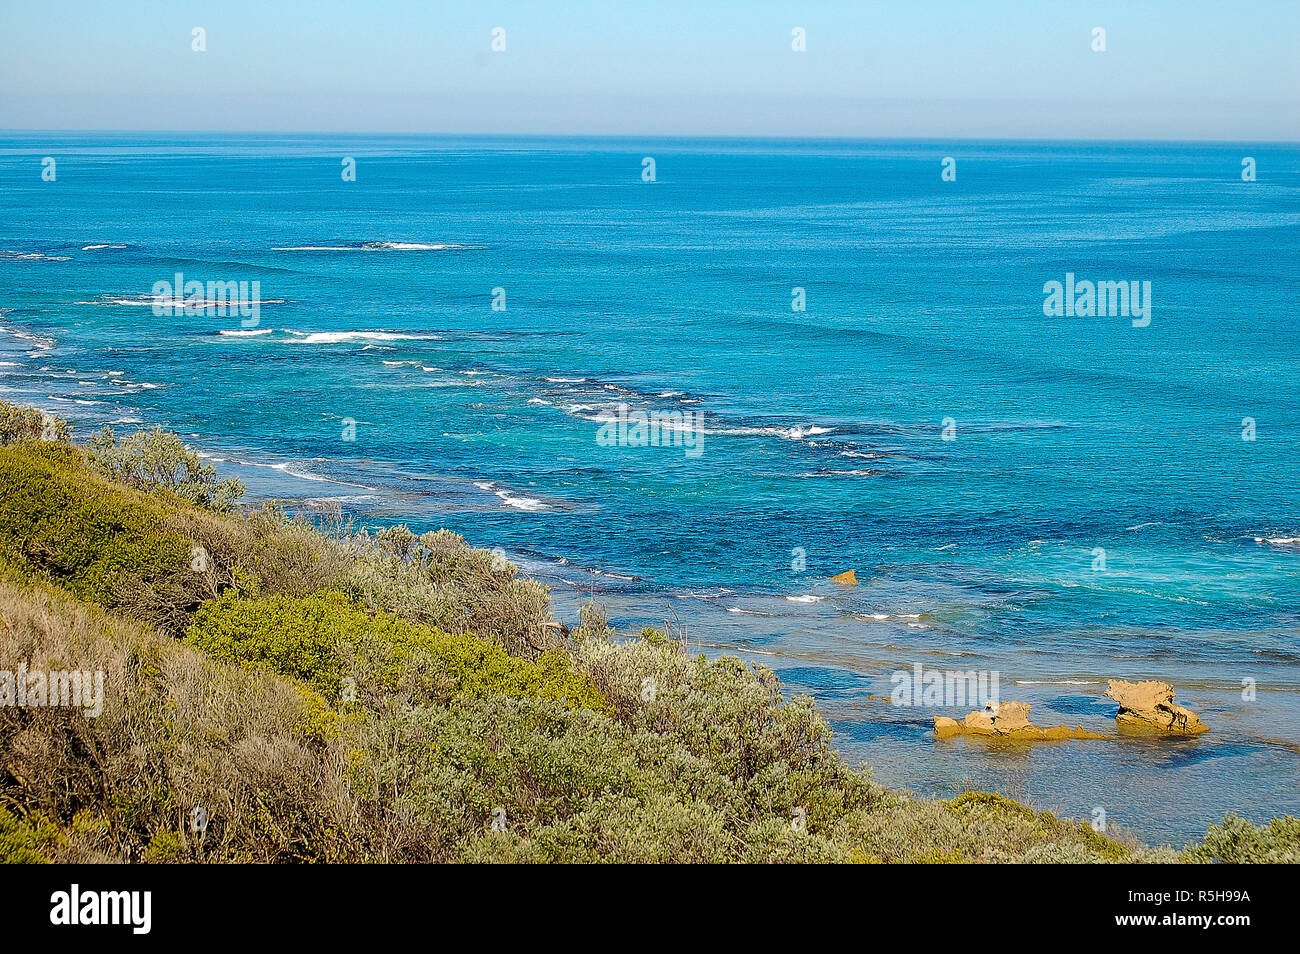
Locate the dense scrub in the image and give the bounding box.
[0,441,201,632]
[185,590,604,711]
[0,402,1295,863]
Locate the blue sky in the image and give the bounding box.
[1,0,1296,139]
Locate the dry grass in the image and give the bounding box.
[0,577,359,862]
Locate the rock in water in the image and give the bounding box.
[933,700,1106,741]
[829,569,857,585]
[1105,679,1209,735]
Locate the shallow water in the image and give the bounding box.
[2,133,1297,846]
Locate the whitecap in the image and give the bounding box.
[273,241,460,251]
[1,250,71,262]
[283,330,441,344]
[198,452,378,491]
[474,479,550,512]
[796,468,883,478]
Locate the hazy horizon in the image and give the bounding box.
[2,1,1296,141]
[3,129,1299,145]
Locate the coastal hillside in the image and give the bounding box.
[0,401,1295,864]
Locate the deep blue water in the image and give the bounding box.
[2,133,1297,845]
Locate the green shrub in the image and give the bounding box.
[89,426,244,513]
[1183,813,1300,863]
[949,791,1035,819]
[0,401,70,446]
[186,591,345,699]
[0,442,202,630]
[185,591,605,711]
[948,791,1131,861]
[143,830,185,863]
[1019,842,1111,864]
[337,528,558,659]
[0,807,63,863]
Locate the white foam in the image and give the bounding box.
[474,479,549,512]
[789,425,833,439]
[796,468,881,478]
[283,330,441,344]
[46,396,103,406]
[2,250,71,262]
[0,326,56,350]
[198,452,378,490]
[79,295,284,308]
[273,241,459,251]
[700,423,832,440]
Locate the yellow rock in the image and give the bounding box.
[934,716,962,738]
[829,569,858,585]
[1106,679,1209,735]
[933,701,1107,741]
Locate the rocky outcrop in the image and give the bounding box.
[934,701,1106,741]
[829,570,858,585]
[1106,679,1209,735]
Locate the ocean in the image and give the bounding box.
[2,132,1297,845]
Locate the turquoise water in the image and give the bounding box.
[2,133,1297,845]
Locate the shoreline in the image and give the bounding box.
[3,330,1299,846]
[179,431,1300,846]
[0,402,1294,857]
